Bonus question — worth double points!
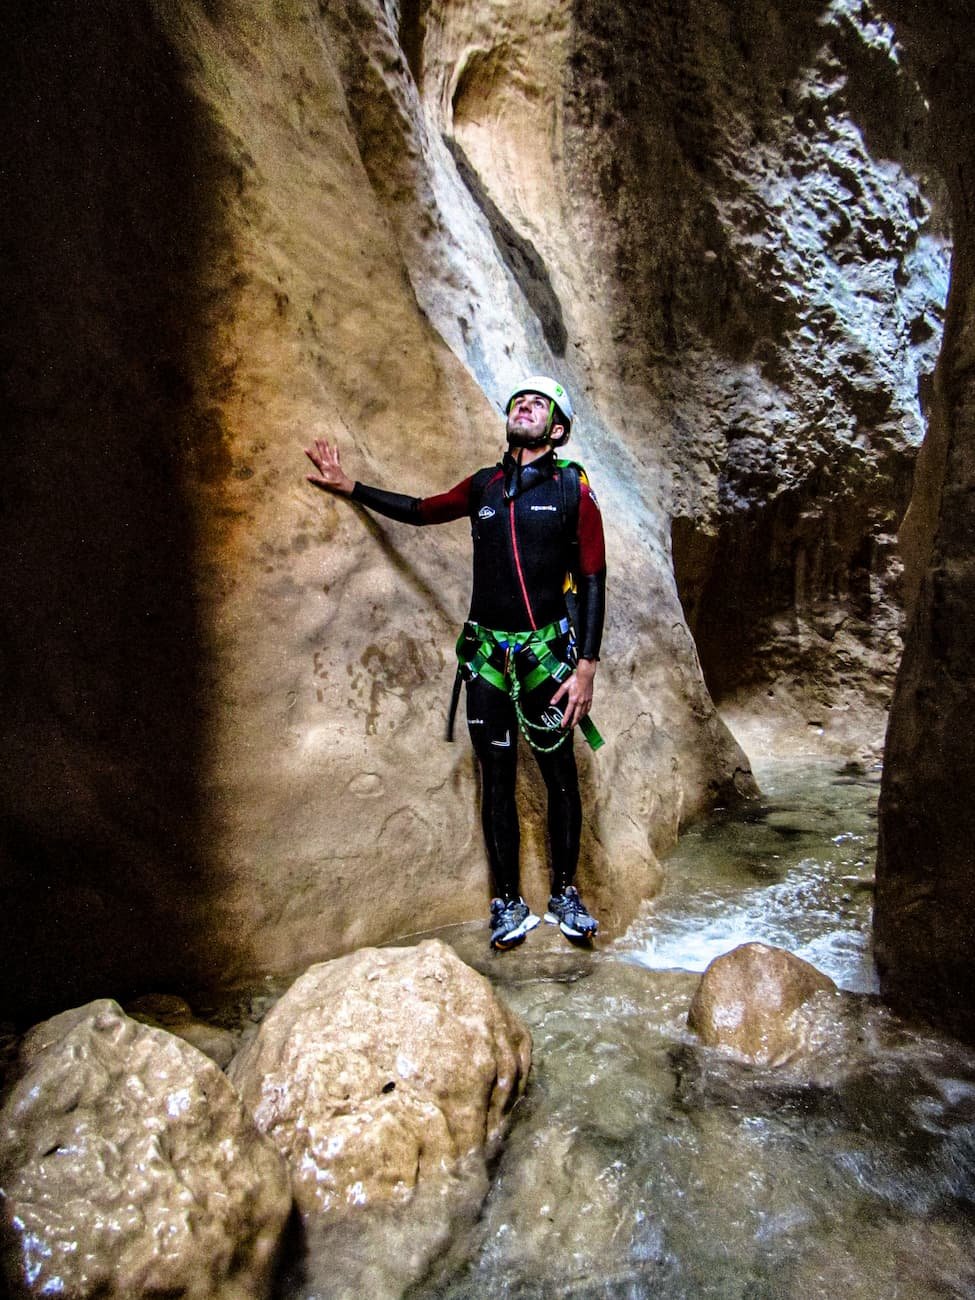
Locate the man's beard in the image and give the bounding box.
[505,419,549,449]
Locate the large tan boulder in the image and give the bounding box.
[0,1000,291,1300]
[226,939,531,1217]
[687,942,837,1066]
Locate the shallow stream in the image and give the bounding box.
[622,756,880,994]
[296,757,975,1300]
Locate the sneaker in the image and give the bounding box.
[544,886,598,939]
[490,897,541,950]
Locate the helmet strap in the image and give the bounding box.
[507,432,549,449]
[546,400,571,447]
[505,397,568,448]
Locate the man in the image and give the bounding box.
[305,376,606,950]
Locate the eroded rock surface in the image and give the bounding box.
[0,999,291,1300]
[873,1,975,1045]
[0,0,952,1021]
[637,0,948,753]
[226,939,531,1216]
[687,941,837,1065]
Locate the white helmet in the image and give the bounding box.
[506,375,573,445]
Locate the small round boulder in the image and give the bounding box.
[688,942,837,1065]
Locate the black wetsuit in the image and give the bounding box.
[351,449,607,901]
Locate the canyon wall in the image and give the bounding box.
[0,0,946,1018]
[874,1,975,1043]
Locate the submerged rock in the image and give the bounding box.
[687,941,837,1065]
[0,999,291,1300]
[227,939,531,1219]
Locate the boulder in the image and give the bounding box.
[687,942,837,1066]
[0,999,291,1300]
[226,939,531,1216]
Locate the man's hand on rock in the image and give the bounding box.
[551,658,596,730]
[305,438,354,496]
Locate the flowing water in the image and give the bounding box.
[621,756,880,994]
[279,758,975,1298]
[391,758,973,1299]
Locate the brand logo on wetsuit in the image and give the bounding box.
[531,505,557,511]
[478,506,496,519]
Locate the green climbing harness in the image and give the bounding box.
[448,617,605,753]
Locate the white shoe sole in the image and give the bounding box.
[544,911,597,939]
[492,911,541,950]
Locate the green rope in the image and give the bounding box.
[509,670,571,754]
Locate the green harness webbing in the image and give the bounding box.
[447,619,605,753]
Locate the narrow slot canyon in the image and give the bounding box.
[2,1,974,1296]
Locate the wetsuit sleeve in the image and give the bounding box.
[350,477,472,525]
[576,483,607,661]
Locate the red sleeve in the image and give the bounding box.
[417,477,473,524]
[577,482,606,574]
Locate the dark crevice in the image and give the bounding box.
[671,455,914,705]
[445,136,568,357]
[398,0,431,89]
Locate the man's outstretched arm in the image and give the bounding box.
[304,437,471,525]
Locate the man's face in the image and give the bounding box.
[506,391,559,447]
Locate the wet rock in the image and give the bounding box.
[124,993,238,1068]
[687,942,837,1065]
[874,0,975,1050]
[763,809,828,837]
[429,918,599,988]
[226,939,531,1217]
[0,999,291,1300]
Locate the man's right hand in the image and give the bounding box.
[305,438,354,495]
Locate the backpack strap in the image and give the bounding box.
[555,458,585,520]
[467,464,503,525]
[555,459,585,600]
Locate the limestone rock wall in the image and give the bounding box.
[874,3,975,1043]
[427,1,947,760]
[0,0,948,1016]
[603,0,947,750]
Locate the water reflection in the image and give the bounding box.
[415,967,975,1300]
